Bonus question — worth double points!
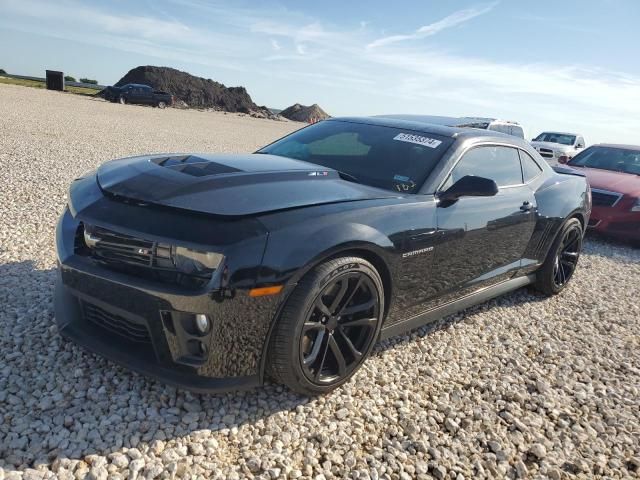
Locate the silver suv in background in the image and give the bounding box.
[531,132,585,164]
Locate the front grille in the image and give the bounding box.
[609,220,640,232]
[538,148,554,158]
[87,226,155,267]
[591,189,622,207]
[83,302,151,343]
[76,224,209,289]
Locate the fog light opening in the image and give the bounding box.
[194,314,210,334]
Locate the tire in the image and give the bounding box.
[157,101,166,109]
[118,96,126,105]
[534,218,583,296]
[268,256,384,395]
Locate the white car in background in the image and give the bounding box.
[531,131,585,164]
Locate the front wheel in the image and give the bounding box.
[534,218,583,295]
[118,96,126,105]
[268,256,384,395]
[157,101,167,109]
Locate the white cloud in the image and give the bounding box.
[270,39,281,51]
[296,44,307,55]
[367,2,498,49]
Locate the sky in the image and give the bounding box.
[1,0,639,144]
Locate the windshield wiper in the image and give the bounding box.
[336,171,360,183]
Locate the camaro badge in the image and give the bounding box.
[402,246,434,258]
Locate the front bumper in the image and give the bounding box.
[55,207,280,393]
[588,206,640,241]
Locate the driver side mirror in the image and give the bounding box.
[575,143,584,149]
[439,175,498,203]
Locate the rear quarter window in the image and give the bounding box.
[519,150,543,181]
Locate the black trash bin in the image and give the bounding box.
[46,70,64,91]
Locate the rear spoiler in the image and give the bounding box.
[552,165,586,177]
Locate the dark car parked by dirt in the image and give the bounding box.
[103,83,173,108]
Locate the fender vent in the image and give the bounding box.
[531,222,555,260]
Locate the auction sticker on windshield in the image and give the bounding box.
[393,133,442,149]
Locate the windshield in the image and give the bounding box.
[568,145,640,175]
[259,120,453,193]
[534,132,576,145]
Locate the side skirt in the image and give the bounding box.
[379,274,535,340]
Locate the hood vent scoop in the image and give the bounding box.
[151,155,242,177]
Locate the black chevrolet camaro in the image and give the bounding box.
[55,115,591,395]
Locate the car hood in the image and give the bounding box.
[573,166,640,195]
[531,141,574,152]
[96,153,398,216]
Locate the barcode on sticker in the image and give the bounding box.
[393,133,442,149]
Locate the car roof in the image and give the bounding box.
[595,143,640,150]
[328,115,523,143]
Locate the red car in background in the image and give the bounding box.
[562,144,640,241]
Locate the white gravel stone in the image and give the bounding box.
[1,84,639,479]
[529,443,547,459]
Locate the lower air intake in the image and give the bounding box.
[83,302,151,343]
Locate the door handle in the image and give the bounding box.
[520,201,533,212]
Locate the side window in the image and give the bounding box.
[445,146,523,189]
[519,150,543,182]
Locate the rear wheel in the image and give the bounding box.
[534,218,583,295]
[118,96,126,105]
[268,256,384,395]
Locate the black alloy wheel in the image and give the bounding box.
[553,224,581,288]
[535,218,583,295]
[268,256,384,395]
[299,272,379,384]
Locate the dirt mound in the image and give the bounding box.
[115,66,275,117]
[280,103,330,123]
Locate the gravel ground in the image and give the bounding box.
[1,83,639,480]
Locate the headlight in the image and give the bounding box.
[632,198,640,212]
[172,246,223,276]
